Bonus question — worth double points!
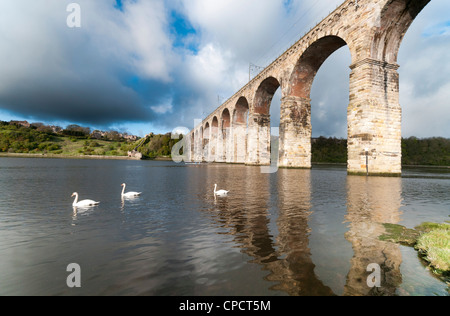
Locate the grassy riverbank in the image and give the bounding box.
[0,152,134,160]
[0,121,182,160]
[379,222,450,283]
[0,121,137,157]
[0,134,134,158]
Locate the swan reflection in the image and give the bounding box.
[72,205,95,221]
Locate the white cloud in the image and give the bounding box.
[178,0,285,60]
[401,81,450,138]
[398,0,450,137]
[120,0,174,81]
[151,99,174,114]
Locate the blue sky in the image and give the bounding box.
[0,0,449,138]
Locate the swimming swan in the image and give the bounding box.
[71,192,100,207]
[214,184,229,197]
[121,183,141,198]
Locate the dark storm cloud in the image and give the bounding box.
[0,0,173,128]
[0,75,154,125]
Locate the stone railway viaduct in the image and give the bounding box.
[187,0,431,176]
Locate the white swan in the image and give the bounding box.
[121,183,141,198]
[71,192,100,207]
[214,184,229,197]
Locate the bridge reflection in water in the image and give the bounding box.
[202,165,404,296]
[344,176,403,296]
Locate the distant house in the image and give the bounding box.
[128,150,142,159]
[123,134,138,142]
[9,120,30,128]
[50,126,63,134]
[90,130,107,140]
[90,130,139,142]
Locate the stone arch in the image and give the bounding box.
[279,35,349,168]
[253,77,281,115]
[210,116,219,161]
[221,108,231,162]
[203,122,210,161]
[199,126,204,161]
[221,108,231,129]
[194,129,200,162]
[233,97,249,163]
[371,0,430,64]
[190,132,195,162]
[203,122,210,141]
[248,77,281,165]
[233,97,249,125]
[289,35,348,98]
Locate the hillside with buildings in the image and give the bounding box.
[0,120,140,158]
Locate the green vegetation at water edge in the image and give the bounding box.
[134,133,182,159]
[0,121,135,157]
[311,136,450,166]
[379,222,450,282]
[416,226,450,275]
[0,121,183,159]
[312,137,347,163]
[402,137,450,166]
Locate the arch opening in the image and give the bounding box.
[279,35,349,169]
[254,77,280,115]
[221,108,231,162]
[234,97,249,124]
[199,126,203,161]
[203,122,210,161]
[310,45,352,164]
[249,77,281,166]
[211,116,219,160]
[289,36,347,99]
[190,132,195,162]
[233,97,249,163]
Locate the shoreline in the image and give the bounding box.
[0,152,174,161]
[311,162,450,169]
[0,152,139,161]
[1,153,449,168]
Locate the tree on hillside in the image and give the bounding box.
[63,124,90,137]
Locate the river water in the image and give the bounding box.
[0,157,448,296]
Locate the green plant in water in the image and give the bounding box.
[379,222,450,284]
[415,228,450,275]
[379,223,421,246]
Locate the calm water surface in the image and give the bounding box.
[0,157,448,296]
